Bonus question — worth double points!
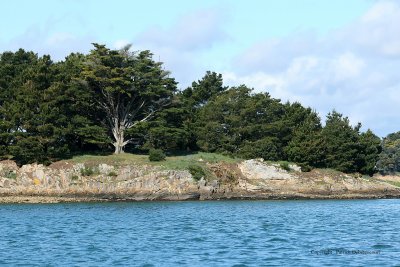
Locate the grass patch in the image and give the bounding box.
[382,180,400,188]
[67,152,241,181]
[68,152,240,169]
[68,153,149,166]
[154,152,242,171]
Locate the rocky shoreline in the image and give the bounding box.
[1,159,399,203]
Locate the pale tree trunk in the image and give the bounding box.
[112,124,126,154]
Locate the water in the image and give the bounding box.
[0,199,399,266]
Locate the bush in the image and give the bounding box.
[108,171,118,177]
[299,163,313,172]
[80,167,99,176]
[188,164,206,181]
[149,149,166,162]
[279,161,291,172]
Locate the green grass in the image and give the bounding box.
[157,152,241,170]
[381,180,400,188]
[68,153,149,166]
[67,152,241,171]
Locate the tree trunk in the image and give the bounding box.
[113,126,125,154]
[114,142,124,154]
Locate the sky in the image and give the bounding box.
[0,0,399,137]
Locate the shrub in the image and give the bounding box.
[279,161,291,172]
[299,163,313,172]
[108,171,118,177]
[80,167,99,176]
[71,175,79,181]
[189,164,206,181]
[149,149,166,162]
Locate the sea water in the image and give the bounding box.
[0,199,399,266]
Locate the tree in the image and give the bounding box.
[0,49,39,159]
[321,111,361,173]
[51,53,110,153]
[376,131,400,174]
[81,44,176,154]
[285,112,325,168]
[180,71,228,150]
[195,85,287,159]
[182,71,227,108]
[358,129,381,175]
[0,50,72,164]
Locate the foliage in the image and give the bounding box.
[108,171,118,177]
[148,149,166,162]
[0,45,389,175]
[80,166,99,176]
[377,131,400,174]
[195,85,287,159]
[188,164,206,181]
[321,111,362,173]
[279,161,291,172]
[285,112,325,168]
[358,130,382,176]
[80,44,176,154]
[298,163,313,172]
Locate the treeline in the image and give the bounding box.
[0,44,397,175]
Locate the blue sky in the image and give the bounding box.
[1,0,399,137]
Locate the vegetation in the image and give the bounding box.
[279,162,291,172]
[188,164,206,181]
[148,149,166,162]
[0,44,396,175]
[80,166,99,176]
[377,131,400,174]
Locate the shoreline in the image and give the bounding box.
[2,158,400,204]
[1,192,400,204]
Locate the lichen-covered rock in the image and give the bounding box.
[239,159,294,180]
[0,159,400,202]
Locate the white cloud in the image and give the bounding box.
[135,8,229,51]
[223,0,400,136]
[332,52,365,81]
[45,32,76,46]
[132,7,230,87]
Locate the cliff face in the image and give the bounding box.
[0,159,399,203]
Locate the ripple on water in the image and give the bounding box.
[0,200,399,266]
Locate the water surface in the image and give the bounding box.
[0,199,399,266]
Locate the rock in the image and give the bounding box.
[98,164,115,175]
[1,158,400,202]
[239,159,294,180]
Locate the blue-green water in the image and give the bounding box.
[0,199,399,266]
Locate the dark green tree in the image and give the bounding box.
[180,71,228,150]
[285,111,325,168]
[357,129,381,175]
[196,85,286,160]
[321,111,361,173]
[376,131,400,174]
